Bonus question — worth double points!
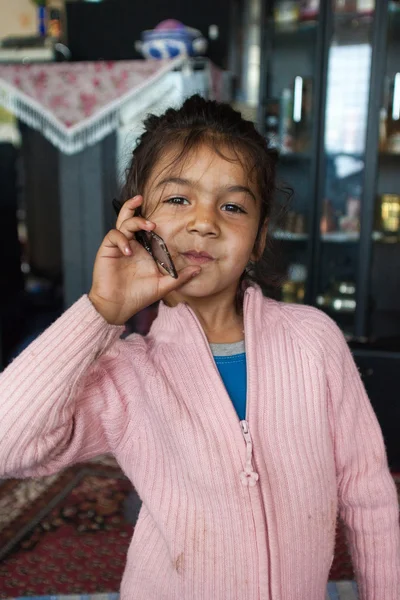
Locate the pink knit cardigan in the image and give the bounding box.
[0,284,399,599]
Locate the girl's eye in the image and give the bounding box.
[165,196,189,205]
[222,203,247,214]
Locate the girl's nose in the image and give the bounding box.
[187,206,220,237]
[186,206,220,237]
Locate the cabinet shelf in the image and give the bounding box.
[322,231,359,242]
[334,11,374,20]
[273,230,359,243]
[379,151,400,159]
[326,151,364,160]
[273,230,360,243]
[279,152,312,162]
[373,231,400,243]
[270,19,318,36]
[273,230,308,241]
[273,231,399,243]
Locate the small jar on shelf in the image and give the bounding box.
[300,1,319,21]
[335,0,357,12]
[335,0,374,13]
[274,1,300,24]
[282,263,307,304]
[378,194,400,234]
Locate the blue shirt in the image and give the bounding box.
[213,353,247,421]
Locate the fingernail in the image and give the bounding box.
[145,220,153,226]
[125,246,132,255]
[191,270,201,278]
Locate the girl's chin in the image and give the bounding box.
[178,274,241,297]
[178,275,213,294]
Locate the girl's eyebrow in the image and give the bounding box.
[224,185,257,203]
[156,176,256,202]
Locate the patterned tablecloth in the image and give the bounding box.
[0,58,185,154]
[5,582,359,600]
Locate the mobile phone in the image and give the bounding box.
[112,198,178,279]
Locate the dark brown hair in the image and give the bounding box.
[120,94,290,301]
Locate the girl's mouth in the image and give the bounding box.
[182,250,215,264]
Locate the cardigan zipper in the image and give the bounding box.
[239,420,259,487]
[183,302,259,487]
[239,302,259,486]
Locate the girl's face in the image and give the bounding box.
[142,143,265,302]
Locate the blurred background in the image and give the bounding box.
[0,1,399,596]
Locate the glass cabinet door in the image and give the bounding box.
[315,0,375,337]
[260,0,320,305]
[368,1,400,345]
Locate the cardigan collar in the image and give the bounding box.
[147,283,279,345]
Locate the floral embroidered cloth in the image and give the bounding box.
[0,58,184,154]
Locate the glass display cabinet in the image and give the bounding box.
[258,0,400,468]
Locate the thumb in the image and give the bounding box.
[157,266,202,296]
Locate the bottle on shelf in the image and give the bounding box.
[386,73,400,154]
[279,88,294,154]
[36,2,47,37]
[282,263,307,303]
[292,76,313,153]
[317,281,357,314]
[320,199,336,234]
[379,107,388,151]
[48,8,62,40]
[265,99,280,150]
[278,76,313,155]
[339,186,361,233]
[283,210,307,234]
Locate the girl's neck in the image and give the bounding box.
[163,286,244,344]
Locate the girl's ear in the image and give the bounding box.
[251,219,269,262]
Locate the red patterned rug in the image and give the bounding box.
[0,460,398,597]
[0,458,133,597]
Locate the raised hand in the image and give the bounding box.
[88,196,201,324]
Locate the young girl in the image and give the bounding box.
[0,95,399,600]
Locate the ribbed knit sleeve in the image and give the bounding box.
[313,312,400,600]
[0,295,124,479]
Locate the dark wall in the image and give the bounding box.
[0,144,24,367]
[66,0,232,68]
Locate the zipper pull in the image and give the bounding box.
[240,420,259,487]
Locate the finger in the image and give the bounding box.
[103,229,134,256]
[116,195,143,229]
[156,266,202,297]
[118,216,155,239]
